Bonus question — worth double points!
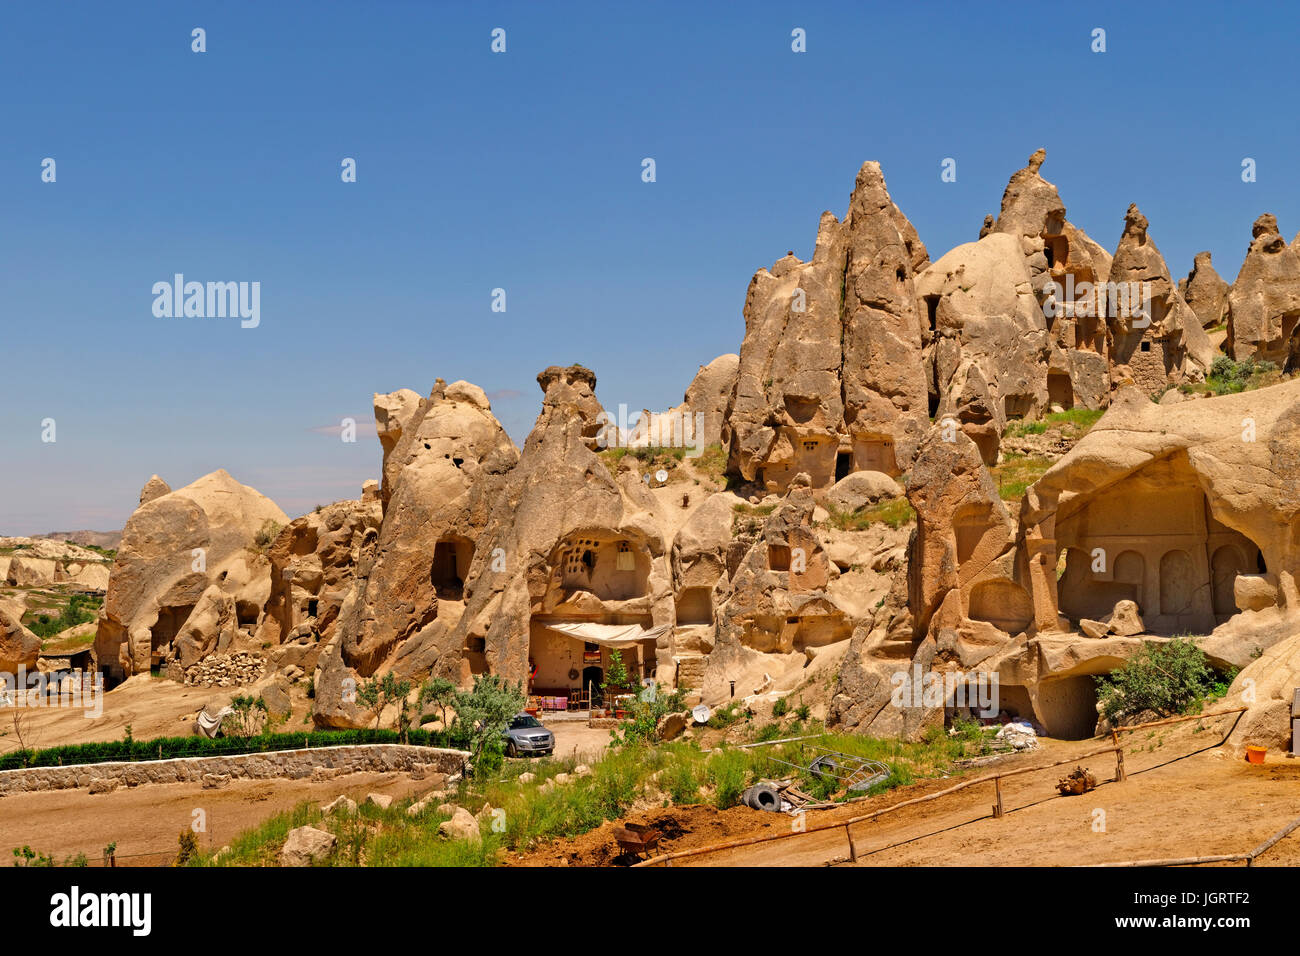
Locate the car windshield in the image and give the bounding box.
[510,716,542,729]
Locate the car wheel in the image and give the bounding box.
[506,741,518,758]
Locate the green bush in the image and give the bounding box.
[25,593,102,639]
[1198,356,1280,396]
[1094,638,1223,724]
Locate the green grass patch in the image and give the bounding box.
[23,593,102,640]
[991,453,1053,501]
[822,497,915,531]
[1181,356,1285,396]
[195,726,1001,866]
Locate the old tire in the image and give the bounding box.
[743,783,782,812]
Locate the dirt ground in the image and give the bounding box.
[0,700,607,866]
[546,721,613,762]
[8,704,1295,869]
[513,716,1300,868]
[0,674,267,755]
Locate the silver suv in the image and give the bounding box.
[503,713,554,757]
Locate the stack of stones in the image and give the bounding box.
[183,651,266,687]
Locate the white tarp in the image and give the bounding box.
[544,621,672,648]
[195,705,234,739]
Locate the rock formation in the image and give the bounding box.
[1225,214,1300,368]
[1105,204,1214,390]
[371,365,675,715]
[95,470,288,682]
[65,151,1300,756]
[724,161,930,492]
[1179,251,1230,330]
[0,604,41,673]
[623,353,738,453]
[314,382,519,727]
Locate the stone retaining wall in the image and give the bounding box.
[0,744,468,795]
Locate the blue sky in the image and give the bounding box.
[3,0,1298,534]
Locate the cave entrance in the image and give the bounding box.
[1285,316,1300,374]
[431,537,474,600]
[1047,370,1074,410]
[675,586,714,626]
[924,295,940,333]
[835,450,852,482]
[150,604,195,665]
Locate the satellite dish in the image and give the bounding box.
[692,704,712,724]
[655,469,669,483]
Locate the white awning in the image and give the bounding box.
[543,622,671,648]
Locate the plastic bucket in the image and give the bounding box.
[1246,745,1267,764]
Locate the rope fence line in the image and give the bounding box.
[635,706,1252,868]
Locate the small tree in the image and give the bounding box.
[220,696,268,738]
[356,673,412,732]
[1095,638,1216,724]
[420,676,457,730]
[600,650,640,706]
[451,674,526,770]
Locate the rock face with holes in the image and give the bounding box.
[830,378,1300,741]
[1020,382,1300,643]
[988,149,1113,416]
[1105,204,1214,392]
[95,470,287,683]
[313,380,519,727]
[914,231,1056,465]
[256,490,383,652]
[723,161,930,493]
[702,474,854,705]
[418,365,675,694]
[1225,214,1300,367]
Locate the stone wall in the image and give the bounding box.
[0,744,468,796]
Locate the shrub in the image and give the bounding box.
[252,519,283,553]
[356,673,412,733]
[451,674,526,770]
[220,695,268,738]
[1095,638,1221,723]
[175,830,199,866]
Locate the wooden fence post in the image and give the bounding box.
[993,776,1004,818]
[845,824,858,862]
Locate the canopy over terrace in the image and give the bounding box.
[543,622,672,647]
[528,622,670,711]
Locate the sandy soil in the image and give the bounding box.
[0,674,274,755]
[545,721,614,763]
